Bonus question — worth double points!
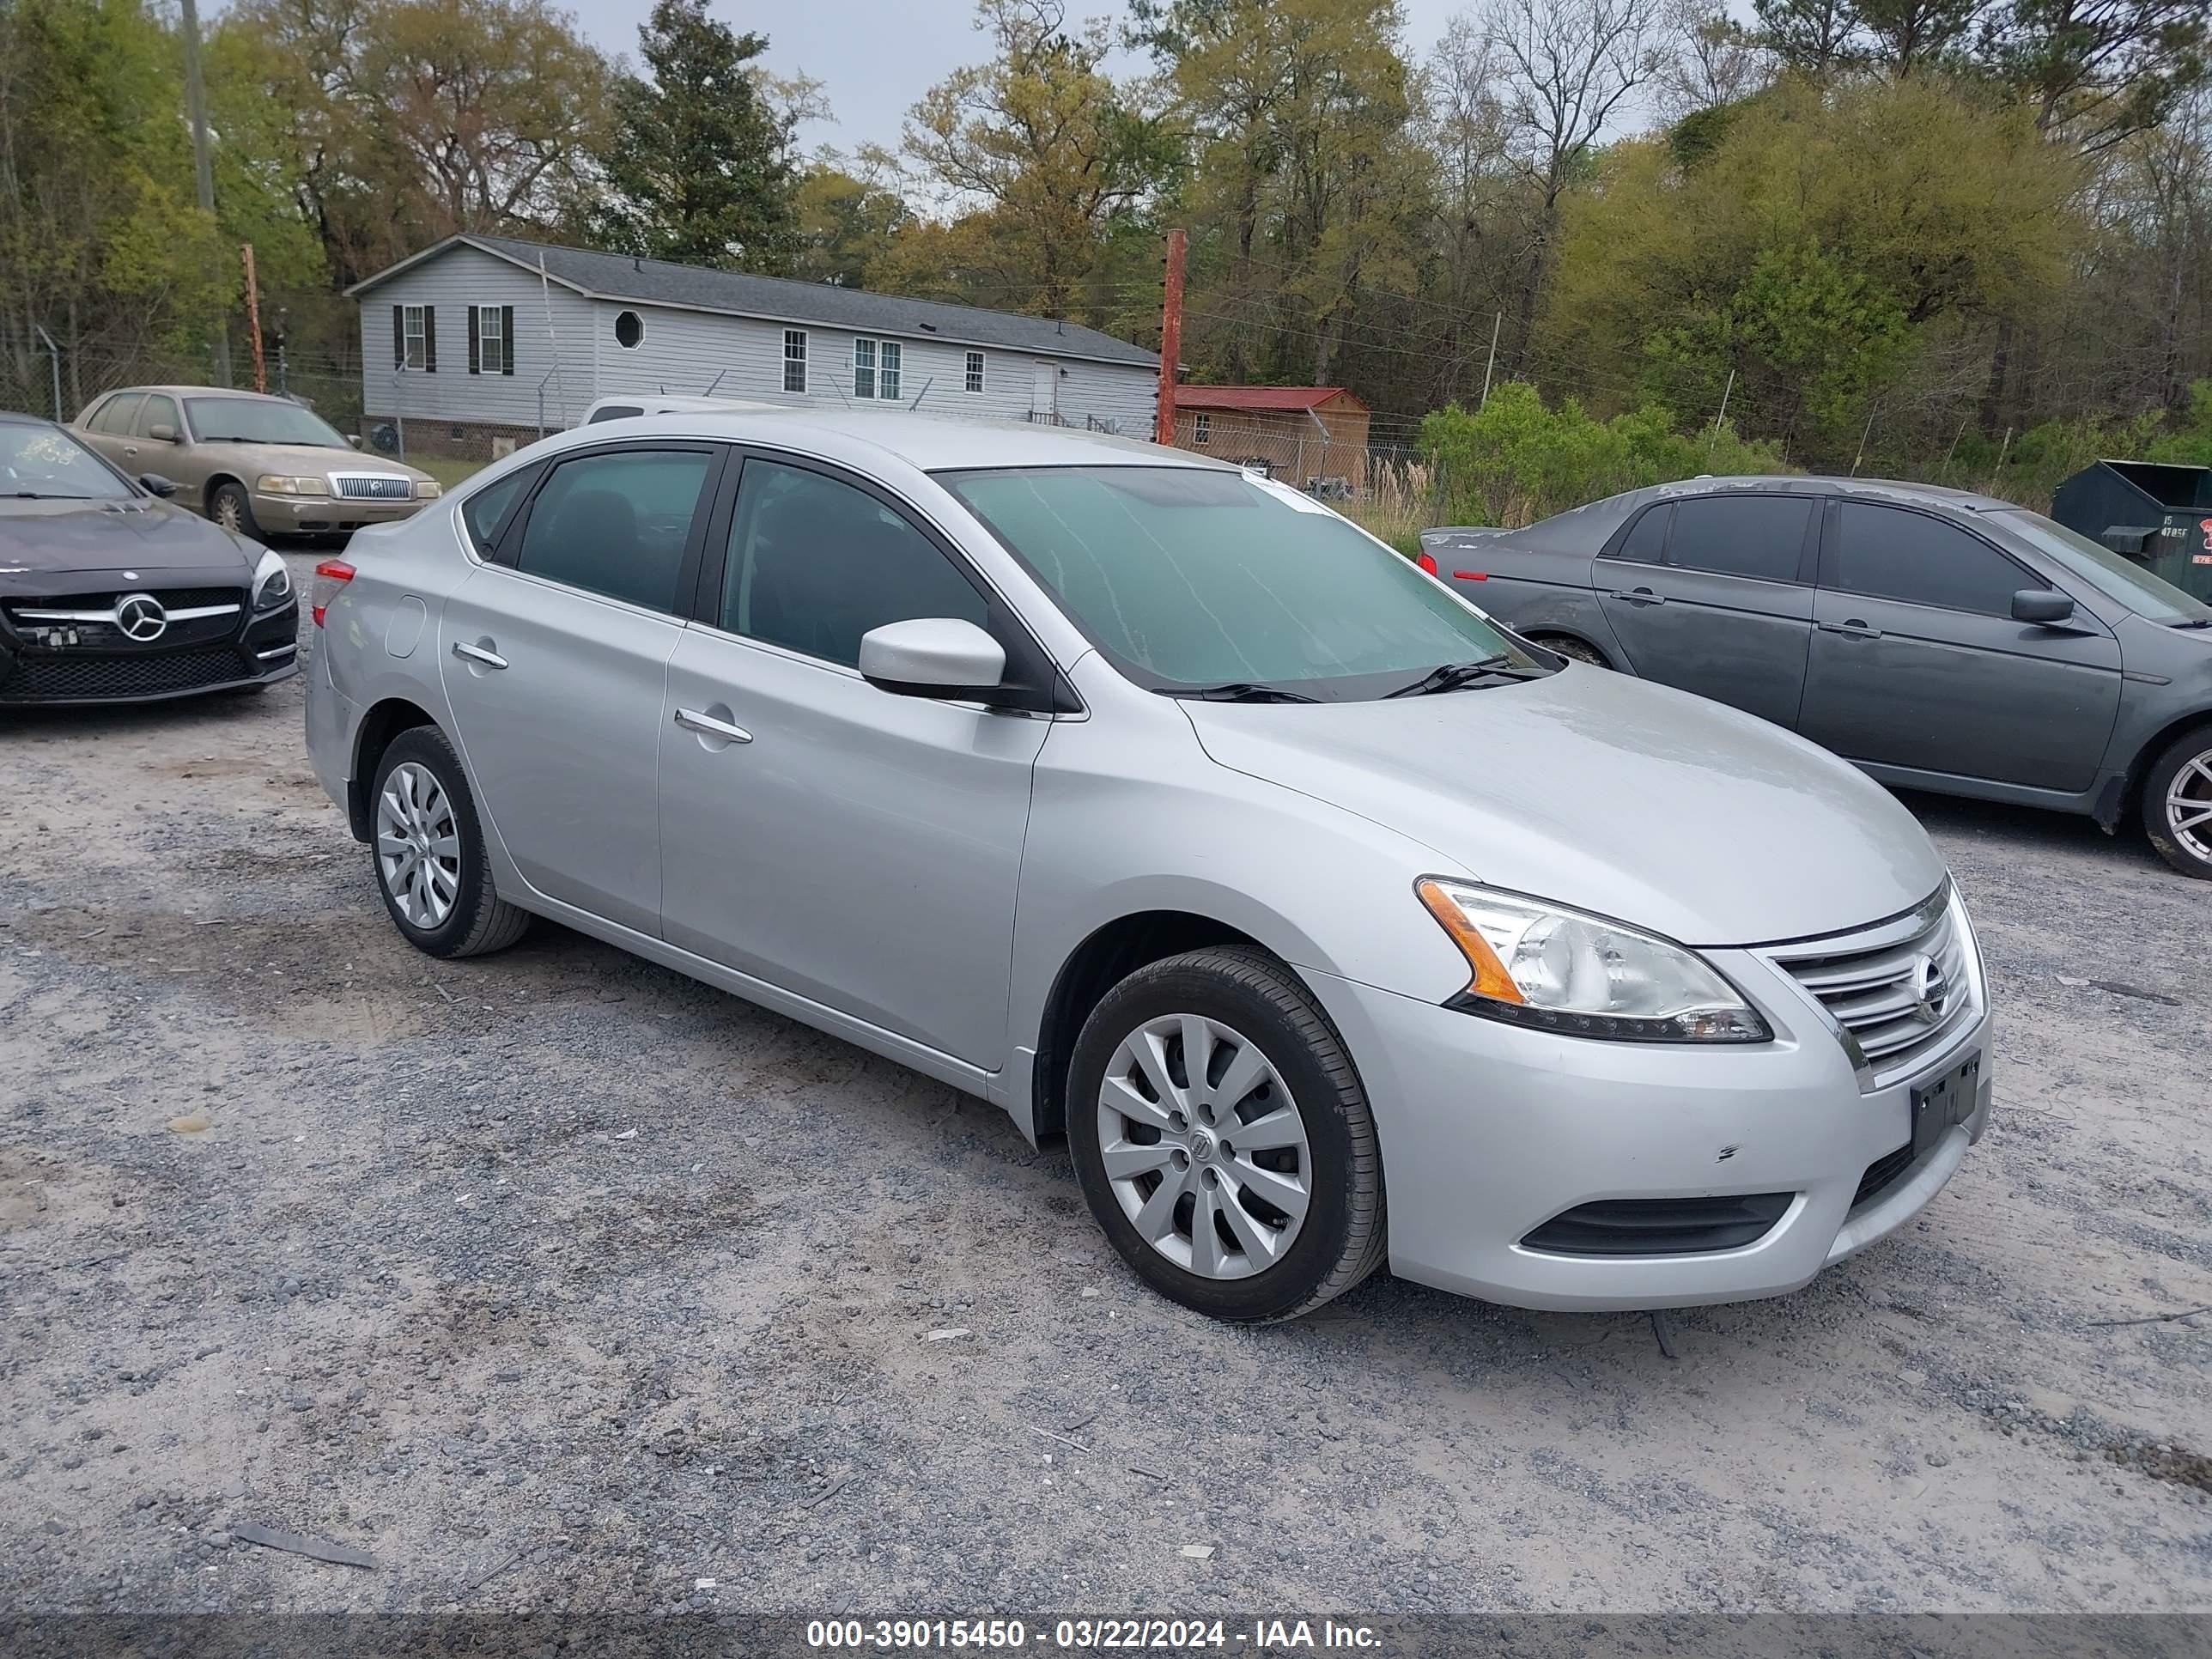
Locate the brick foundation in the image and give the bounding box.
[362,415,551,464]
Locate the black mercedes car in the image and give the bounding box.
[1,410,300,706]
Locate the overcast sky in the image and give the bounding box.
[557,0,1479,161]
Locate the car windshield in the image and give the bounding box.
[184,397,350,449]
[938,465,1538,699]
[0,422,132,501]
[1994,509,2212,624]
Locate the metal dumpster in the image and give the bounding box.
[2050,459,2212,601]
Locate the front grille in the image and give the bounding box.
[1764,886,1977,1086]
[0,648,247,702]
[4,585,242,615]
[1521,1193,1795,1257]
[332,474,413,501]
[1853,1144,1917,1210]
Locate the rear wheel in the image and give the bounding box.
[1533,634,1609,668]
[1066,948,1386,1322]
[369,726,532,957]
[2143,726,2212,879]
[209,481,262,543]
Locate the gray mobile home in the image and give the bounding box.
[346,234,1159,459]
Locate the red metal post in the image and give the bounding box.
[1155,228,1186,447]
[242,244,268,394]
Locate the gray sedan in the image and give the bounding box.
[1423,477,2212,878]
[306,415,1991,1322]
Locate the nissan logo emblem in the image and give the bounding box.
[1907,952,1948,1024]
[115,592,168,642]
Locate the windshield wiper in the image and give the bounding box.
[2169,617,2211,629]
[1159,681,1320,704]
[1384,655,1543,697]
[8,490,94,500]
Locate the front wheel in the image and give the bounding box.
[2143,726,2212,879]
[1533,634,1609,668]
[369,726,533,956]
[1066,948,1387,1322]
[208,481,262,543]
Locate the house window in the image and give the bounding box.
[964,351,985,394]
[853,337,902,400]
[854,337,876,399]
[614,309,644,349]
[878,341,902,401]
[474,306,507,374]
[402,304,428,370]
[783,330,807,393]
[1194,411,1212,447]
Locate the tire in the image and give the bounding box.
[2142,725,2212,880]
[368,726,532,957]
[1066,947,1387,1322]
[208,480,262,543]
[1533,634,1608,668]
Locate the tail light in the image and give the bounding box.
[311,559,354,627]
[1415,550,1439,575]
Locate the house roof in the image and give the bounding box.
[1174,386,1368,412]
[347,234,1158,369]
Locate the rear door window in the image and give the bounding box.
[1666,495,1813,582]
[511,448,714,613]
[1827,502,2031,616]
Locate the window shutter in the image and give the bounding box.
[423,307,437,374]
[392,306,404,370]
[501,306,515,375]
[467,306,480,375]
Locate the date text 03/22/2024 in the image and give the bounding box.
[805,1618,1384,1650]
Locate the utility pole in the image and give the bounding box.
[1479,312,1502,408]
[242,245,268,393]
[1705,368,1735,459]
[1155,228,1187,447]
[179,0,232,386]
[1850,404,1878,477]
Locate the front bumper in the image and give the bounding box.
[257,491,426,534]
[0,599,300,706]
[1305,956,1991,1312]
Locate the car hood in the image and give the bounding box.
[209,442,421,480]
[0,498,253,587]
[1182,665,1947,948]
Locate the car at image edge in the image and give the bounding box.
[304,410,1995,1322]
[70,384,439,544]
[1419,477,2212,879]
[0,411,300,705]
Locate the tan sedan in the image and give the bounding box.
[71,386,439,542]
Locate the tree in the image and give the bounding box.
[1856,0,1987,76]
[788,149,917,287]
[903,0,1170,319]
[1481,0,1668,362]
[1982,0,2210,151]
[1750,0,1861,73]
[590,0,799,270]
[1654,0,1773,118]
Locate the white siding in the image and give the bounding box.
[582,298,1157,434]
[356,246,599,430]
[358,247,1160,438]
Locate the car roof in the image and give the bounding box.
[93,385,298,403]
[1640,474,2014,513]
[568,407,1229,473]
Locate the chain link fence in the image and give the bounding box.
[1,347,366,437]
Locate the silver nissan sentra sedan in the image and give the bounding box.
[304,410,1993,1322]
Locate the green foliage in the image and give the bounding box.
[588,0,797,270]
[1416,383,1790,527]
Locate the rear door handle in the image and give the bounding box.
[674,707,752,744]
[452,640,507,669]
[1610,586,1667,606]
[1819,620,1881,640]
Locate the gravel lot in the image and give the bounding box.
[4,552,2209,1621]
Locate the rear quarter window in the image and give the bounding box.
[459,468,536,554]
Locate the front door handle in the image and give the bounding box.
[674,707,752,744]
[1819,619,1881,640]
[122,445,139,459]
[452,639,508,669]
[1610,586,1667,606]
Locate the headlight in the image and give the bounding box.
[257,475,329,495]
[252,547,293,610]
[414,478,441,499]
[1414,878,1771,1043]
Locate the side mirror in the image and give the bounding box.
[137,473,180,498]
[147,423,178,443]
[859,617,1009,702]
[2012,588,2075,625]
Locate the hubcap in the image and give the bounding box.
[2168,749,2212,862]
[1095,1014,1312,1280]
[375,762,461,929]
[215,495,241,532]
